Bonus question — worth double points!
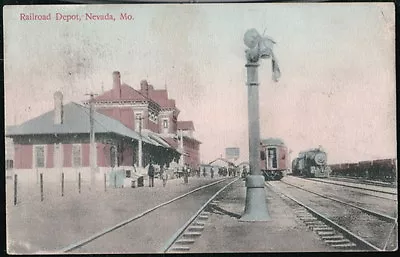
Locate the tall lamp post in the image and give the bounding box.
[240,28,281,222]
[86,92,98,191]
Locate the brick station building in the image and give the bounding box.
[6,71,201,181]
[86,71,201,168]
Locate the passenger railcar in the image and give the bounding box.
[292,147,330,178]
[260,138,290,180]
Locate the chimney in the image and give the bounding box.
[54,91,63,124]
[113,71,121,98]
[140,79,154,98]
[140,79,148,92]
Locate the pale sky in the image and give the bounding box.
[4,3,396,164]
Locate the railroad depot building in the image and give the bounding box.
[5,71,201,182]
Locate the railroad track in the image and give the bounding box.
[266,181,397,251]
[280,180,397,222]
[58,177,235,253]
[327,176,396,188]
[162,178,240,253]
[301,177,397,197]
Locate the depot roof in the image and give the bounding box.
[5,102,156,145]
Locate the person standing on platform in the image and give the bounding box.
[161,166,168,187]
[211,167,214,179]
[148,163,155,187]
[184,164,189,184]
[203,167,206,177]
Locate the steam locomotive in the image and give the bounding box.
[260,138,290,180]
[292,147,330,178]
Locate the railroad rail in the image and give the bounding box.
[266,181,397,251]
[58,178,232,253]
[328,176,396,188]
[162,177,240,253]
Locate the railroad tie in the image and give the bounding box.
[331,242,357,248]
[304,220,323,225]
[294,210,308,214]
[198,214,209,220]
[170,246,191,252]
[300,217,318,221]
[182,232,202,238]
[325,239,351,245]
[188,225,205,232]
[317,231,335,236]
[194,221,206,226]
[175,238,196,245]
[320,235,344,240]
[313,227,333,232]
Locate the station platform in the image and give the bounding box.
[189,179,334,253]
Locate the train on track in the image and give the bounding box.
[292,147,330,178]
[260,138,290,181]
[329,158,397,183]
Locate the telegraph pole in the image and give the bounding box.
[138,116,143,169]
[86,93,98,191]
[240,28,280,222]
[179,129,184,167]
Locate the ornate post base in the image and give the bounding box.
[240,175,271,222]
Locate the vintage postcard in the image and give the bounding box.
[4,2,397,254]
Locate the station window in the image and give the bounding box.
[34,146,45,168]
[163,119,169,129]
[72,145,82,167]
[6,160,13,169]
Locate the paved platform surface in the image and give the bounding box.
[6,175,226,254]
[189,179,334,253]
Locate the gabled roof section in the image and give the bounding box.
[140,85,177,109]
[160,136,179,149]
[177,121,195,131]
[5,102,155,145]
[93,84,149,102]
[142,129,173,149]
[208,158,237,167]
[148,89,168,106]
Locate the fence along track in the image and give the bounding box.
[163,178,240,253]
[265,182,385,251]
[59,178,231,253]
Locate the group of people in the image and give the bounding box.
[146,163,249,188]
[147,163,169,187]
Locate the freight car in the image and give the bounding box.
[292,147,330,178]
[329,158,397,183]
[260,138,290,180]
